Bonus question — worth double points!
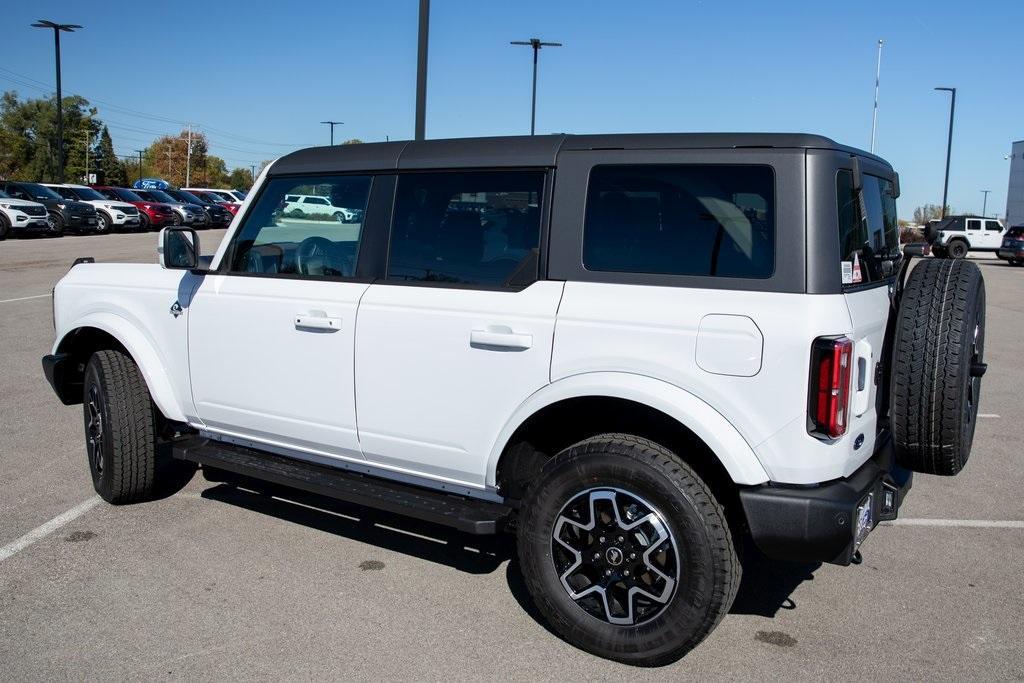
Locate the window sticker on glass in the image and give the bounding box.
[841,261,853,284]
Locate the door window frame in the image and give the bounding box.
[215,172,395,284]
[379,167,555,292]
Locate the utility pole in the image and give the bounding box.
[320,121,343,145]
[135,149,144,184]
[870,39,883,153]
[83,130,91,183]
[934,87,956,219]
[164,147,173,176]
[250,164,257,185]
[510,38,562,135]
[981,189,991,216]
[31,19,82,183]
[186,124,192,187]
[414,0,429,141]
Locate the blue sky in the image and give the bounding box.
[1,0,1021,218]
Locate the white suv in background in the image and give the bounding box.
[43,184,142,233]
[283,194,360,222]
[0,190,50,239]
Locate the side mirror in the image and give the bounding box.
[158,227,199,270]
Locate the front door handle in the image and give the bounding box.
[295,312,342,332]
[470,325,532,350]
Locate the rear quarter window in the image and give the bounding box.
[836,170,901,285]
[581,164,774,279]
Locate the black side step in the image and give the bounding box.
[173,438,512,534]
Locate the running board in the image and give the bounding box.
[172,438,512,534]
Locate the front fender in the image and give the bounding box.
[485,372,770,487]
[53,312,187,422]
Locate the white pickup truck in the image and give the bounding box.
[43,134,987,666]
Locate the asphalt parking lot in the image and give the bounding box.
[1,230,1022,680]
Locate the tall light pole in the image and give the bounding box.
[935,87,956,218]
[414,0,429,141]
[320,121,344,146]
[510,38,562,135]
[134,149,144,184]
[981,189,991,216]
[31,19,81,183]
[870,39,883,153]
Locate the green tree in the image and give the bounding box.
[204,155,229,186]
[143,129,210,187]
[95,126,127,186]
[0,90,98,182]
[341,138,364,145]
[912,204,953,224]
[227,167,252,190]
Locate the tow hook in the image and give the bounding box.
[851,550,863,565]
[970,361,988,377]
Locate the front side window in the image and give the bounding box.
[582,165,774,278]
[387,170,544,287]
[226,175,371,278]
[986,220,1002,231]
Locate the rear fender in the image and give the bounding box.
[486,372,770,487]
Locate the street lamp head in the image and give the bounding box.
[935,86,956,93]
[31,20,81,31]
[510,38,562,49]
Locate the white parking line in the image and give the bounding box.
[882,518,1024,528]
[978,414,1001,418]
[0,496,101,562]
[0,293,50,304]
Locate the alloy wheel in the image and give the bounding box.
[86,384,105,475]
[551,487,679,626]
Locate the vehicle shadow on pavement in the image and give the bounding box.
[729,547,821,617]
[198,482,514,575]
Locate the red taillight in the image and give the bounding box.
[809,336,853,439]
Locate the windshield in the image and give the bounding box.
[0,190,9,199]
[22,183,62,200]
[145,189,177,203]
[214,191,236,202]
[178,190,207,204]
[837,170,902,285]
[72,187,106,201]
[112,188,143,202]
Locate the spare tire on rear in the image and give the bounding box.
[890,258,986,475]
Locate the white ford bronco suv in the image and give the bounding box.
[43,134,987,666]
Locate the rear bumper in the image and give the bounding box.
[739,432,912,566]
[997,248,1023,261]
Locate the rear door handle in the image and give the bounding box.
[295,312,342,332]
[470,325,532,350]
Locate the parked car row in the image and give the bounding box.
[0,182,244,240]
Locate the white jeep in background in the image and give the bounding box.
[927,215,1006,258]
[43,134,987,666]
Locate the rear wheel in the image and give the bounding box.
[517,434,739,666]
[947,240,968,259]
[891,258,986,475]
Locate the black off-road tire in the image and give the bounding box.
[517,434,740,666]
[947,239,968,259]
[891,258,986,475]
[83,349,193,503]
[931,246,947,259]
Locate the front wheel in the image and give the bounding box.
[96,212,110,233]
[47,212,65,237]
[517,434,739,666]
[83,349,193,503]
[0,213,9,240]
[139,213,151,232]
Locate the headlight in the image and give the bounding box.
[0,202,11,209]
[57,203,67,209]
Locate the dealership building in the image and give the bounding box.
[1006,139,1024,227]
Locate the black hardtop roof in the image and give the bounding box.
[270,133,884,176]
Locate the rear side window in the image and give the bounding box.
[387,170,544,287]
[582,165,774,278]
[836,170,901,285]
[226,175,370,278]
[967,219,982,231]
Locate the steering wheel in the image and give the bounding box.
[295,236,340,276]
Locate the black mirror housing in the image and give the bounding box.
[161,227,200,270]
